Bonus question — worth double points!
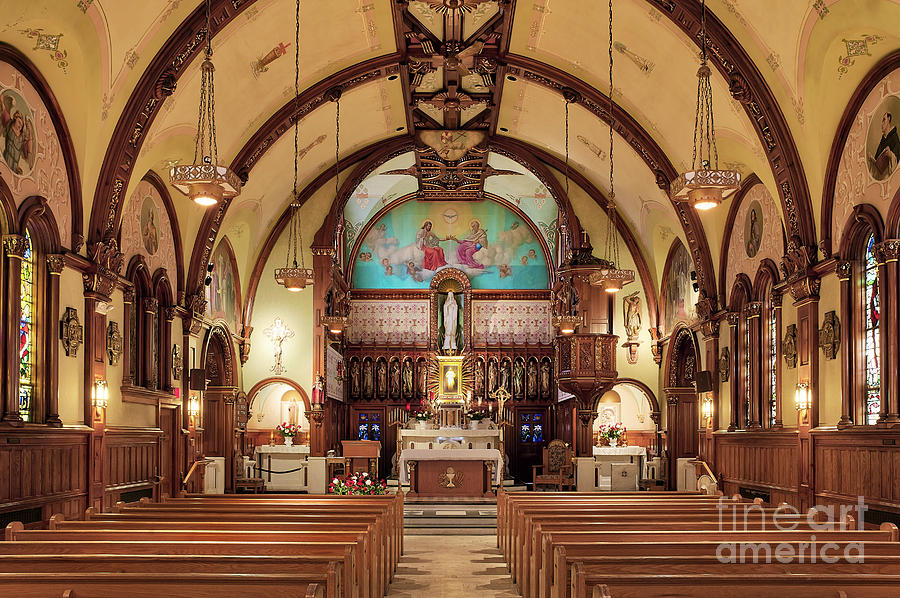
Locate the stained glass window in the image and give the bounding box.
[520,413,543,443]
[744,318,751,427]
[769,306,778,425]
[19,232,34,422]
[864,234,880,425]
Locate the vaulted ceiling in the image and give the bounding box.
[3,0,900,309]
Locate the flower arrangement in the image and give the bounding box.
[276,422,301,437]
[413,411,432,422]
[328,471,387,495]
[466,409,488,421]
[599,422,626,441]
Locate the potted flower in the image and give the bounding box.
[276,422,301,447]
[599,422,626,448]
[413,411,432,430]
[328,471,388,495]
[466,409,488,430]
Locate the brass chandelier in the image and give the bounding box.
[670,0,740,210]
[587,0,633,294]
[169,0,240,207]
[274,0,313,292]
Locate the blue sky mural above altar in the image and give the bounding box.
[350,198,549,290]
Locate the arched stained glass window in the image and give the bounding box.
[744,318,751,427]
[19,231,34,422]
[864,233,880,425]
[769,307,777,424]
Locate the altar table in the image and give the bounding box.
[254,444,310,491]
[399,448,502,497]
[592,445,648,480]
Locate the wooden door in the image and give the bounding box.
[158,407,178,498]
[514,406,549,484]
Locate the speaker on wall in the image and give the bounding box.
[695,370,714,393]
[189,369,207,391]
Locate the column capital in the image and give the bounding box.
[726,312,740,327]
[46,254,66,275]
[2,234,27,258]
[874,239,900,263]
[836,260,853,282]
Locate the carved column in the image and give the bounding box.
[576,409,595,457]
[875,241,900,424]
[143,297,159,391]
[121,287,135,387]
[746,302,763,429]
[726,312,739,431]
[836,260,854,428]
[44,254,65,426]
[162,306,175,393]
[771,291,783,429]
[1,235,26,425]
[700,318,720,431]
[311,249,333,458]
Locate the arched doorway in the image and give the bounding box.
[246,378,312,451]
[200,325,238,491]
[594,380,660,456]
[664,327,700,489]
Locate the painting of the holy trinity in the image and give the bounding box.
[351,199,549,290]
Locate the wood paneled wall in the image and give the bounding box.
[714,431,799,506]
[103,427,162,509]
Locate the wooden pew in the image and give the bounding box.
[573,565,900,598]
[0,572,328,598]
[0,555,341,598]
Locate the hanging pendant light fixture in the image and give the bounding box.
[170,0,240,207]
[588,0,633,294]
[274,0,313,292]
[670,0,740,210]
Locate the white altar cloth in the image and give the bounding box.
[399,448,503,484]
[592,446,647,479]
[254,444,310,491]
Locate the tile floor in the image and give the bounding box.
[385,534,519,598]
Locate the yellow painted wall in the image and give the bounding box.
[57,267,84,426]
[817,272,842,427]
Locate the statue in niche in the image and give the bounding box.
[540,361,551,397]
[350,360,360,396]
[513,361,524,397]
[474,362,484,398]
[623,291,642,341]
[417,363,426,397]
[402,360,413,397]
[500,361,511,393]
[527,361,538,398]
[363,360,374,397]
[442,290,460,353]
[390,361,401,396]
[488,360,498,394]
[377,360,387,396]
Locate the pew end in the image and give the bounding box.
[83,507,95,520]
[4,521,23,541]
[879,521,899,542]
[306,582,325,598]
[48,513,64,530]
[592,584,612,598]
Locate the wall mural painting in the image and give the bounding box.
[140,195,159,255]
[206,238,240,333]
[744,200,763,258]
[664,242,697,335]
[867,94,900,181]
[351,199,549,290]
[0,88,35,176]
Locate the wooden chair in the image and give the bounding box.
[532,440,575,491]
[234,453,266,494]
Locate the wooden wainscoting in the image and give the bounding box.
[0,427,90,525]
[713,430,800,506]
[103,427,163,509]
[812,428,900,516]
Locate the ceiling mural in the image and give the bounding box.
[349,198,550,291]
[832,67,900,250]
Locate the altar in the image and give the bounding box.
[254,444,310,491]
[398,426,500,451]
[399,448,502,497]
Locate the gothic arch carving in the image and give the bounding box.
[665,326,698,389]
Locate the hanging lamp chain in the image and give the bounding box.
[194,0,219,166]
[604,0,619,267]
[691,0,719,171]
[564,100,570,199]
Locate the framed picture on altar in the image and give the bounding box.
[434,355,466,401]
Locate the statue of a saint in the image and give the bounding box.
[442,290,459,352]
[623,291,642,341]
[474,362,484,398]
[417,363,426,397]
[402,360,413,397]
[488,360,497,394]
[350,360,360,396]
[513,361,524,397]
[540,361,551,397]
[500,361,510,393]
[527,361,538,398]
[390,361,401,397]
[363,360,374,397]
[377,361,387,396]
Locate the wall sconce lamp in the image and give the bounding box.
[188,395,201,420]
[701,393,714,421]
[794,382,811,411]
[91,379,109,410]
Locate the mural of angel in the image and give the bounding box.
[0,91,35,176]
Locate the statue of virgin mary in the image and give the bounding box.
[442,290,459,352]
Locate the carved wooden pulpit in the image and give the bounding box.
[342,440,381,478]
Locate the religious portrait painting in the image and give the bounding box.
[349,199,548,290]
[140,195,160,256]
[0,88,36,177]
[744,200,763,258]
[663,241,697,334]
[867,94,900,181]
[206,238,240,333]
[441,363,460,396]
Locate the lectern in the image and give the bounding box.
[341,440,381,478]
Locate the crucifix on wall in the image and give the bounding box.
[264,317,294,375]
